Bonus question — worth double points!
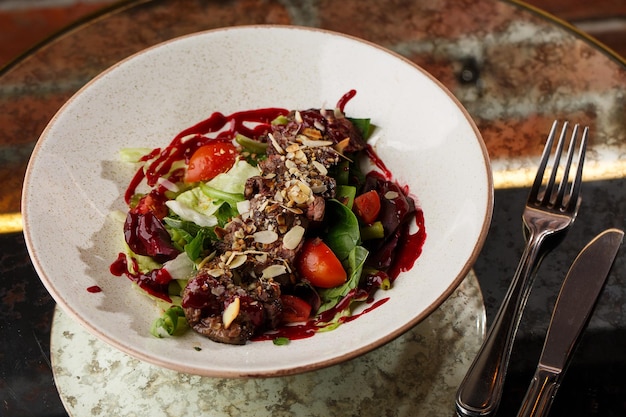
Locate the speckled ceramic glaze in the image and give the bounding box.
[22,26,492,377]
[51,271,485,417]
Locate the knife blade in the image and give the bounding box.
[516,228,623,417]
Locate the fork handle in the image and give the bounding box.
[456,230,549,417]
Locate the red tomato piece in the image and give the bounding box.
[296,238,347,288]
[184,141,238,183]
[281,295,312,323]
[353,190,381,224]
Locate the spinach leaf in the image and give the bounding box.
[324,199,361,261]
[164,216,217,261]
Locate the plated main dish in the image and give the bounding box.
[111,90,425,345]
[22,26,492,376]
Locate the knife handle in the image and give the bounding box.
[516,365,561,417]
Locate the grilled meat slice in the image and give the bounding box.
[182,263,283,345]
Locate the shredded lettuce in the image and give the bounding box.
[166,187,221,227]
[206,160,260,194]
[150,305,187,338]
[165,160,259,227]
[162,252,195,280]
[118,147,153,163]
[200,184,244,207]
[126,245,162,274]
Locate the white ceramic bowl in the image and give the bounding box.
[22,26,492,377]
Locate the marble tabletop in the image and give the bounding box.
[1,0,626,416]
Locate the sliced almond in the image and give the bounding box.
[197,251,216,269]
[268,133,284,154]
[384,191,400,200]
[222,297,240,329]
[295,150,307,162]
[284,159,297,170]
[236,200,251,215]
[206,268,224,277]
[261,264,287,279]
[288,186,309,205]
[310,184,327,194]
[227,254,247,269]
[284,206,304,214]
[297,180,312,195]
[302,127,322,139]
[282,225,305,250]
[253,230,279,244]
[311,160,328,176]
[258,200,270,213]
[285,143,300,153]
[334,137,351,154]
[298,137,334,148]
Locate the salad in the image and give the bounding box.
[110,91,425,345]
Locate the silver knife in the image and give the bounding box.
[516,228,623,417]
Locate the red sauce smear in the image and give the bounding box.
[336,89,357,113]
[253,295,391,342]
[110,253,172,302]
[388,208,426,279]
[87,285,102,293]
[365,144,391,180]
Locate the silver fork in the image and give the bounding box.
[455,120,589,417]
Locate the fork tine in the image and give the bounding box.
[554,124,579,207]
[543,121,569,204]
[529,120,559,202]
[566,126,588,211]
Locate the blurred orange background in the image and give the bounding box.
[1,0,624,68]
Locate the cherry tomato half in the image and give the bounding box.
[296,238,347,288]
[184,141,238,183]
[281,295,312,323]
[353,189,381,224]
